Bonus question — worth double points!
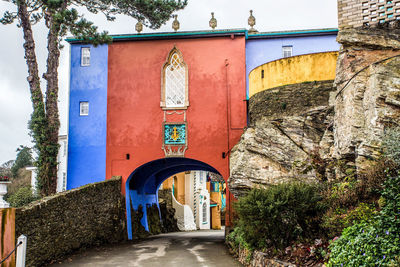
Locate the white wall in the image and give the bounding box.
[171,193,196,231]
[57,135,68,192]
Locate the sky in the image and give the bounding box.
[0,0,338,165]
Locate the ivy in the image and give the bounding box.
[2,0,187,196]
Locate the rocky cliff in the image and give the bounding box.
[229,81,335,197]
[334,25,400,172]
[229,24,400,197]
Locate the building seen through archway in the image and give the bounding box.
[159,170,226,231]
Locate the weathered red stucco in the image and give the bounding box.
[0,208,16,267]
[106,36,246,223]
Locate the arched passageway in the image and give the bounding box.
[126,157,221,240]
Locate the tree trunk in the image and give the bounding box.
[17,0,52,195]
[41,10,63,195]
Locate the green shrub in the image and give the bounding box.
[322,203,377,237]
[327,174,400,266]
[7,186,39,207]
[382,126,400,167]
[233,182,325,250]
[227,226,251,251]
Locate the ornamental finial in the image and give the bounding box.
[172,15,180,32]
[248,10,258,34]
[209,12,217,30]
[135,20,143,34]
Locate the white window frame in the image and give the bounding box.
[161,47,189,110]
[81,47,91,67]
[282,46,293,58]
[79,101,89,116]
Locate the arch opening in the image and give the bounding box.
[125,157,222,240]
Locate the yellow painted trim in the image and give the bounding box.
[249,51,338,98]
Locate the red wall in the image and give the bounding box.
[106,36,246,221]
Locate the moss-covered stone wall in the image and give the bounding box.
[249,80,335,124]
[14,177,126,267]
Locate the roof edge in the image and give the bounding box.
[247,28,338,39]
[66,29,247,43]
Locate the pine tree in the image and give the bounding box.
[1,0,187,196]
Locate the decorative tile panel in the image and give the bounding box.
[164,124,186,145]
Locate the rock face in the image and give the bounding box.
[334,26,400,172]
[229,81,335,197]
[229,26,400,198]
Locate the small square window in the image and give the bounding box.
[282,46,293,58]
[81,47,90,67]
[80,102,89,116]
[371,3,377,8]
[363,2,368,6]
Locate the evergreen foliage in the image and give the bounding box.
[328,127,400,266]
[11,145,33,177]
[327,173,400,266]
[7,186,39,207]
[232,182,325,250]
[1,0,187,196]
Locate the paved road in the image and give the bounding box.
[50,230,242,267]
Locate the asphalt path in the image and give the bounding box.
[49,229,242,267]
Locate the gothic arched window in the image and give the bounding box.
[161,47,189,109]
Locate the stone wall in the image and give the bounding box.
[338,0,363,29]
[231,246,296,267]
[229,80,335,197]
[334,26,400,172]
[158,189,180,233]
[14,177,126,267]
[338,0,400,29]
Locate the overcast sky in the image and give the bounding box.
[0,0,338,164]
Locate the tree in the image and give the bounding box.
[1,0,187,196]
[0,160,14,177]
[11,145,33,177]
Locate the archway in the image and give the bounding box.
[125,157,222,240]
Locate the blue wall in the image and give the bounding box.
[67,44,108,189]
[125,158,221,239]
[245,33,340,99]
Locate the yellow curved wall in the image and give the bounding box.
[249,51,338,98]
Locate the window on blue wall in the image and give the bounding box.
[79,101,89,116]
[81,47,90,66]
[282,46,293,58]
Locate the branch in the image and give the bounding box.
[71,0,188,29]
